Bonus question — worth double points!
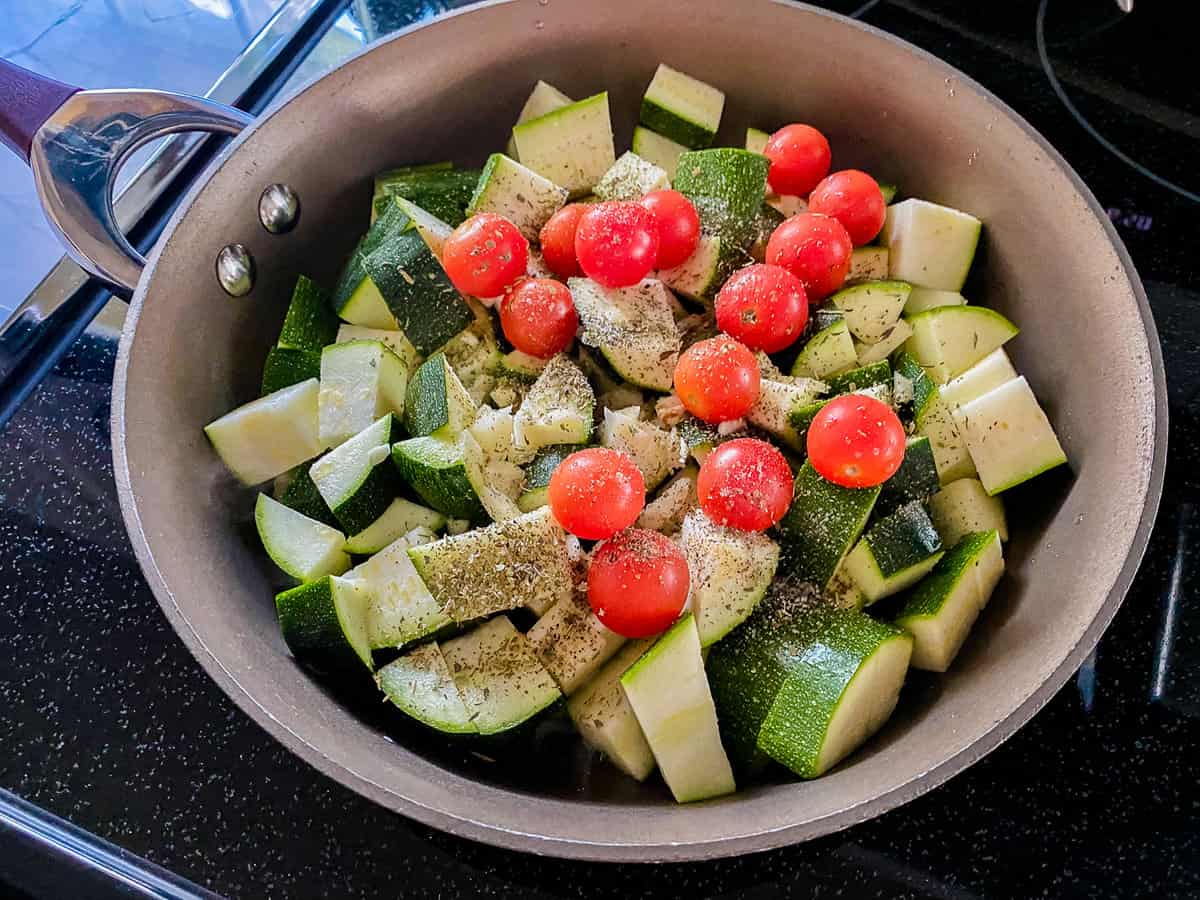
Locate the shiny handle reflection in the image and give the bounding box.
[27,89,252,296]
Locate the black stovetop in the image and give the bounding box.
[1,1,1198,897]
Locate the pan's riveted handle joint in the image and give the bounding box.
[27,89,253,295]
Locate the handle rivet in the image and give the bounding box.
[258,183,300,234]
[216,243,255,296]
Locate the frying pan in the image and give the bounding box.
[0,0,1166,861]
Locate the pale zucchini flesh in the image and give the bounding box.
[441,616,561,735]
[567,639,656,781]
[255,494,349,583]
[927,477,1009,545]
[377,642,477,734]
[527,593,626,694]
[897,530,1005,671]
[953,376,1067,494]
[205,379,325,486]
[351,528,449,649]
[620,614,736,803]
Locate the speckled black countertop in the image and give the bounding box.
[2,2,1200,897]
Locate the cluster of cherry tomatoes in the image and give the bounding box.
[437,123,906,639]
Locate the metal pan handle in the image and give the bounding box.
[1,60,252,295]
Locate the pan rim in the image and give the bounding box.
[111,0,1167,862]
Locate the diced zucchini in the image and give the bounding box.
[846,247,889,284]
[928,477,1008,545]
[630,126,687,181]
[680,510,779,646]
[877,182,898,204]
[277,459,337,527]
[275,574,372,670]
[904,287,966,315]
[309,415,401,535]
[593,151,670,201]
[506,80,573,158]
[567,640,656,781]
[897,530,1005,671]
[826,360,892,395]
[495,349,549,383]
[880,198,982,291]
[854,318,913,365]
[335,324,420,373]
[953,376,1067,494]
[517,442,577,513]
[620,614,736,803]
[276,275,338,352]
[392,434,488,523]
[905,306,1019,383]
[371,167,479,227]
[390,196,455,256]
[938,348,1017,409]
[778,461,880,587]
[332,201,407,329]
[350,527,448,648]
[757,609,912,778]
[440,302,502,405]
[639,64,725,150]
[462,407,528,523]
[261,346,321,396]
[512,93,615,197]
[878,435,940,514]
[843,501,944,603]
[407,506,575,622]
[255,494,349,584]
[829,280,912,343]
[746,378,824,450]
[317,340,407,449]
[513,354,594,451]
[895,352,976,485]
[744,127,770,155]
[599,407,679,490]
[674,149,770,248]
[527,593,626,694]
[344,497,446,555]
[570,277,682,391]
[204,379,325,486]
[441,616,561,735]
[657,234,725,301]
[361,221,473,356]
[376,642,476,733]
[404,352,476,439]
[708,592,912,777]
[466,153,568,241]
[790,319,857,379]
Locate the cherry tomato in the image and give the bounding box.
[442,212,529,298]
[697,438,793,532]
[806,394,905,488]
[763,124,832,197]
[548,448,646,540]
[807,169,887,246]
[714,263,809,353]
[499,277,579,358]
[673,336,760,424]
[764,212,853,301]
[539,203,587,278]
[574,201,660,288]
[639,189,701,269]
[587,528,690,638]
